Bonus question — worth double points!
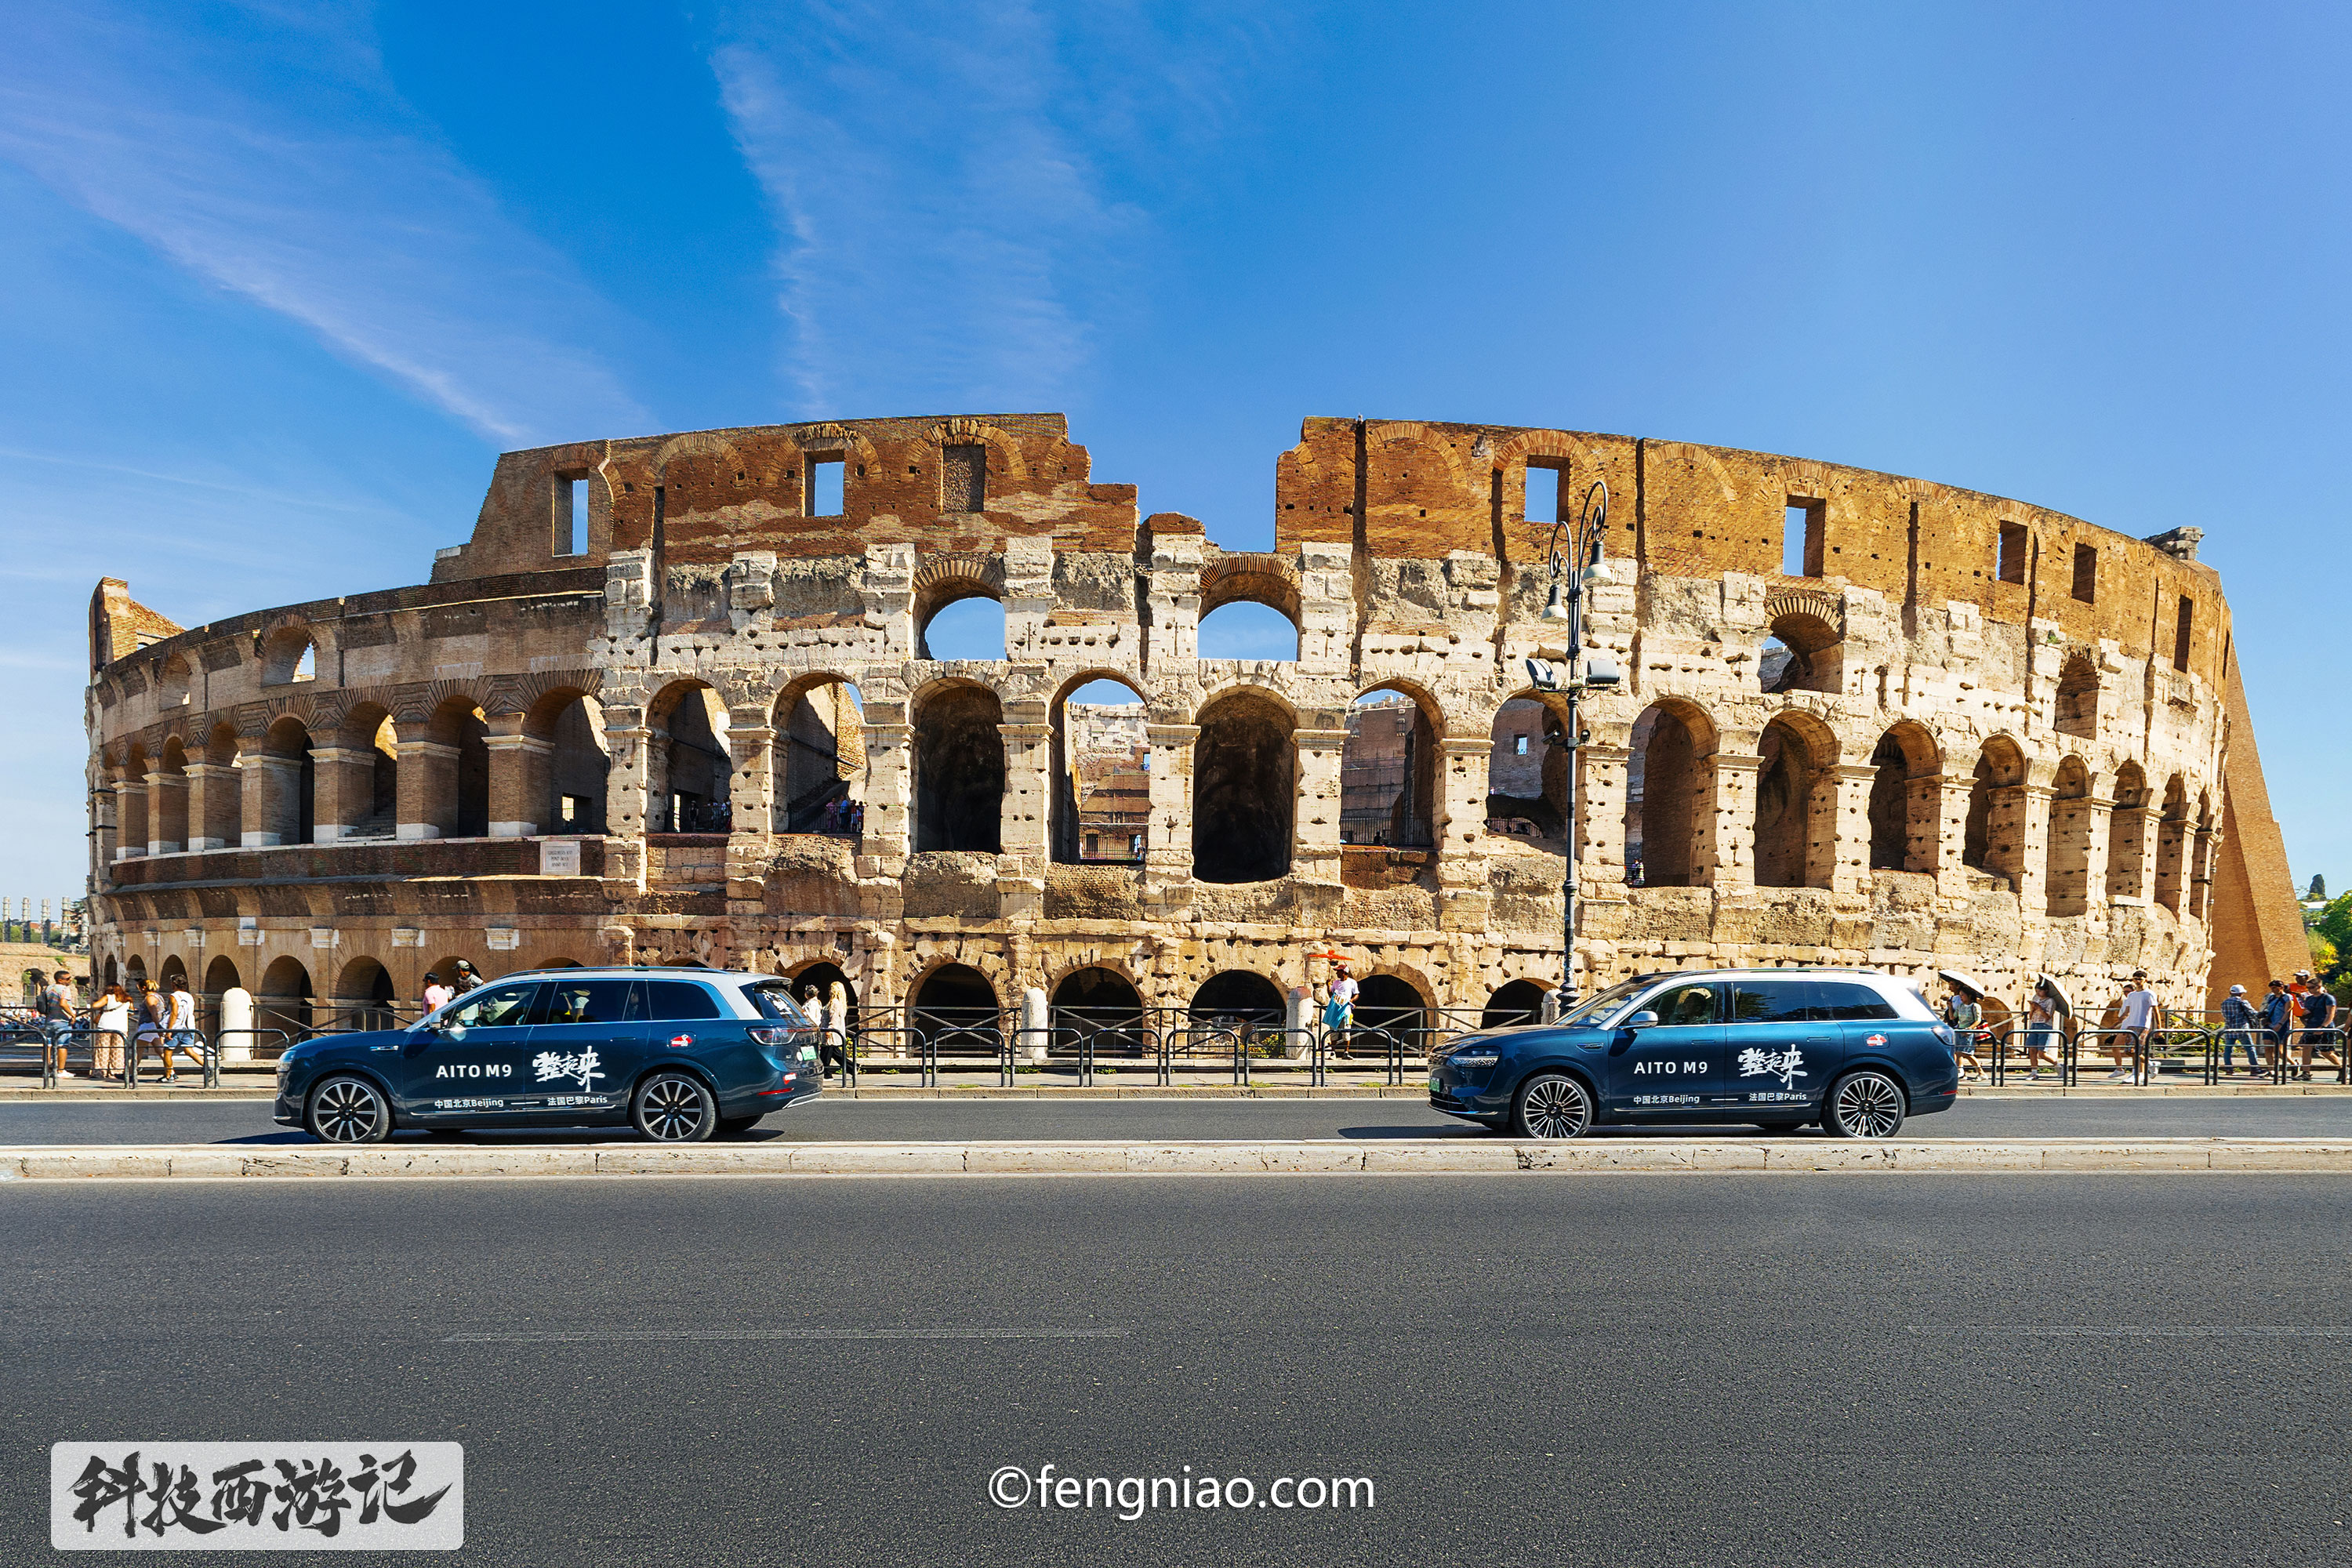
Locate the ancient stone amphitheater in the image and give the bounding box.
[84,413,2307,1040]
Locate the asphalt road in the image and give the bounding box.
[7,1093,2352,1145]
[9,1176,2351,1567]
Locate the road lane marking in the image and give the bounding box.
[443,1328,1131,1341]
[1912,1326,2352,1336]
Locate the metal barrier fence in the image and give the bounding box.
[1979,1022,2350,1087]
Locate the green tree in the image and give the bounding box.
[2318,893,2352,991]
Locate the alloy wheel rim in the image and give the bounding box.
[1837,1076,1903,1137]
[642,1079,706,1140]
[1523,1077,1589,1139]
[314,1080,381,1142]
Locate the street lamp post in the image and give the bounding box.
[1529,480,1617,1014]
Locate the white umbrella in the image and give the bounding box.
[2034,972,2074,1018]
[1936,968,1991,998]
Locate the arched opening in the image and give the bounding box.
[117,747,150,857]
[1624,701,1708,886]
[152,737,189,852]
[337,705,399,840]
[1758,612,1840,695]
[1192,689,1294,883]
[786,961,858,1034]
[332,956,398,1031]
[1483,978,1550,1028]
[1191,971,1286,1034]
[911,682,1004,853]
[201,955,240,1036]
[1488,697,1564,848]
[262,717,315,845]
[775,678,866,836]
[2154,773,2190,915]
[158,953,187,993]
[125,955,148,1000]
[917,593,1006,661]
[649,682,732,834]
[1341,688,1437,848]
[2107,762,2150,902]
[2054,653,2100,740]
[1196,602,1300,661]
[1051,967,1148,1056]
[2045,757,2092,916]
[1355,974,1428,1044]
[258,955,313,1039]
[1962,736,2028,887]
[158,653,192,708]
[1866,721,1940,873]
[545,692,610,833]
[260,626,316,686]
[1054,677,1147,864]
[1755,714,1833,889]
[424,698,492,839]
[909,963,1000,1058]
[102,956,118,992]
[199,724,243,850]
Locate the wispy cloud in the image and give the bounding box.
[0,3,649,448]
[712,1,1276,416]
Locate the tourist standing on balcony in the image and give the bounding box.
[421,972,453,1014]
[2220,984,2265,1076]
[2111,971,2161,1085]
[38,969,77,1079]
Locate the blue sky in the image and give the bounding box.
[2,1,2346,902]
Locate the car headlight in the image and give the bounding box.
[1450,1051,1501,1068]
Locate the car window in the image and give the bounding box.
[1560,977,1650,1027]
[537,978,639,1027]
[1733,979,1820,1024]
[445,982,541,1030]
[645,981,723,1022]
[1646,982,1719,1027]
[745,982,811,1025]
[1816,982,1900,1021]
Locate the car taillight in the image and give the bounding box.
[749,1026,797,1046]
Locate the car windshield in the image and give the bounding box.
[1558,977,1652,1029]
[744,982,812,1025]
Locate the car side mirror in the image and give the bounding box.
[1624,1011,1660,1029]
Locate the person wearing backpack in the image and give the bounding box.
[37,969,78,1079]
[2296,983,2341,1081]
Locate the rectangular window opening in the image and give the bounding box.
[1997,521,2028,585]
[555,473,590,557]
[1784,499,1824,578]
[941,444,986,513]
[2071,543,2097,604]
[1524,464,1560,524]
[809,458,844,517]
[2173,594,2193,670]
[1514,735,1530,756]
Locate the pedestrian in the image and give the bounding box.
[161,976,202,1083]
[2023,980,2063,1080]
[2295,981,2340,1081]
[37,968,77,1079]
[2220,983,2265,1077]
[1323,960,1359,1056]
[93,984,131,1080]
[451,960,481,996]
[422,971,453,1014]
[136,977,168,1078]
[2111,971,2161,1084]
[2259,979,2292,1079]
[1944,988,1985,1082]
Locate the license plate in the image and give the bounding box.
[1428,1076,1441,1093]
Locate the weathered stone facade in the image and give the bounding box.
[83,413,2307,1033]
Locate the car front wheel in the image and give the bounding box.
[633,1072,717,1142]
[1511,1073,1594,1140]
[307,1076,391,1144]
[1825,1070,1907,1138]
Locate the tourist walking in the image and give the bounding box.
[2220,983,2266,1077]
[1322,960,1359,1056]
[2023,980,2063,1080]
[92,984,131,1080]
[2111,971,2161,1084]
[2295,982,2340,1081]
[38,969,78,1079]
[2260,979,2293,1076]
[162,976,203,1083]
[1943,988,1985,1081]
[421,972,453,1014]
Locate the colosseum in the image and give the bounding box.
[82,412,2309,1046]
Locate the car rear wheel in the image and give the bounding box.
[1825,1070,1907,1138]
[1511,1073,1594,1140]
[633,1072,717,1142]
[307,1076,391,1144]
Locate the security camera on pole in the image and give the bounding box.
[1522,480,1620,1013]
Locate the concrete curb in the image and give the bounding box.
[9,1083,2352,1104]
[8,1138,2352,1179]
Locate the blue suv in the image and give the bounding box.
[1428,968,1958,1138]
[274,967,824,1144]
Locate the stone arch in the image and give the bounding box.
[526,686,609,835]
[782,958,858,1032]
[332,955,398,1030]
[1759,589,1844,695]
[1865,720,1943,873]
[910,678,1005,854]
[1197,554,1303,662]
[2045,755,2094,916]
[925,416,1033,486]
[1051,672,1147,864]
[1191,970,1287,1029]
[259,622,319,687]
[2154,772,2191,915]
[1192,688,1295,884]
[647,679,733,834]
[1049,965,1149,1056]
[1354,969,1432,1042]
[1755,711,1838,889]
[2054,652,2100,740]
[257,954,314,1037]
[151,735,189,852]
[1341,682,1439,848]
[1483,977,1550,1028]
[260,714,316,845]
[423,694,491,839]
[1488,695,1564,847]
[1962,734,2030,886]
[912,552,1007,659]
[2107,761,2151,902]
[772,674,866,836]
[158,652,193,709]
[1625,696,1719,886]
[336,701,400,840]
[907,960,1003,1058]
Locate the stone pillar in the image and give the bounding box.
[859,717,913,864]
[2078,795,2114,929]
[1934,773,1977,898]
[1828,764,1881,896]
[237,739,300,848]
[600,708,651,842]
[146,770,188,855]
[2013,782,2053,913]
[1701,752,1763,891]
[1291,726,1348,923]
[998,716,1051,922]
[2154,810,2189,914]
[184,762,238,851]
[2107,804,2151,903]
[114,775,147,861]
[1142,723,1199,909]
[1901,773,1943,874]
[485,714,554,838]
[308,746,376,840]
[394,720,459,840]
[1437,735,1498,929]
[1576,742,1632,896]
